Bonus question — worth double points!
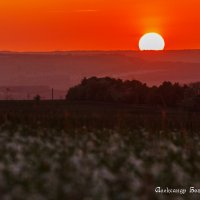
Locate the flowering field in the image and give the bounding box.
[0,124,199,200]
[0,102,199,199]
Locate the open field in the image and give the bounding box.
[0,100,200,131]
[0,101,200,199]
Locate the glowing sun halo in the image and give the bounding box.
[139,33,165,51]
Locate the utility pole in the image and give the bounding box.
[51,88,54,100]
[6,88,10,100]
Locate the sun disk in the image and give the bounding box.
[139,33,165,51]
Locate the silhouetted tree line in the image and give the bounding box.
[66,77,200,108]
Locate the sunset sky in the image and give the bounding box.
[0,0,199,51]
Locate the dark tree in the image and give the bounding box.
[66,77,200,108]
[34,95,41,103]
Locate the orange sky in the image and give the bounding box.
[0,0,199,51]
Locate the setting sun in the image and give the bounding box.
[139,33,165,51]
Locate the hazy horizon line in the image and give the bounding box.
[0,49,200,54]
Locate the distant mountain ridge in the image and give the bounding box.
[1,50,200,62]
[0,50,199,99]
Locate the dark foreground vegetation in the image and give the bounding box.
[0,99,199,199]
[1,124,200,200]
